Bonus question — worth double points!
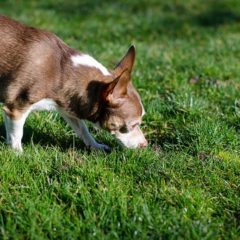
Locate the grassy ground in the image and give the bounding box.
[0,0,240,239]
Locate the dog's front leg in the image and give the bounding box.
[3,110,29,152]
[77,120,111,151]
[61,114,110,151]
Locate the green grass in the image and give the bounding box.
[0,0,240,239]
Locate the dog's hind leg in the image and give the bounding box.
[3,112,10,144]
[61,114,110,152]
[3,108,30,152]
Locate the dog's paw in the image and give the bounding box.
[8,141,23,153]
[91,143,111,153]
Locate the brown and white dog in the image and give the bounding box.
[0,15,147,152]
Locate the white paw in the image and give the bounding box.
[9,141,23,153]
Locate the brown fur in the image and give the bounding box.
[0,15,147,148]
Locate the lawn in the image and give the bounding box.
[0,0,240,239]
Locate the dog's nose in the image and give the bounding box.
[139,139,148,148]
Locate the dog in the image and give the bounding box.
[0,15,148,152]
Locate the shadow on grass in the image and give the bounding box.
[194,1,240,27]
[39,0,110,17]
[38,0,240,34]
[0,122,116,153]
[1,0,239,46]
[0,123,87,151]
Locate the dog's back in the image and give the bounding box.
[0,16,25,77]
[0,15,69,104]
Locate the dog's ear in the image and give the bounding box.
[102,69,131,105]
[113,45,135,77]
[102,46,135,105]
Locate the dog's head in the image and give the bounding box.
[99,46,148,148]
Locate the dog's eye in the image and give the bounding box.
[119,125,128,133]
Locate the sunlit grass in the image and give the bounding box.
[0,0,240,239]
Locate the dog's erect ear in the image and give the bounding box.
[113,45,135,77]
[102,46,135,105]
[102,69,131,105]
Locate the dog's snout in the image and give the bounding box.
[115,127,148,149]
[139,139,148,148]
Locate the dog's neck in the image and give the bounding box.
[55,48,112,121]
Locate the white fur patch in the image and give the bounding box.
[4,111,30,152]
[115,126,147,148]
[4,98,58,151]
[30,99,58,112]
[71,54,110,76]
